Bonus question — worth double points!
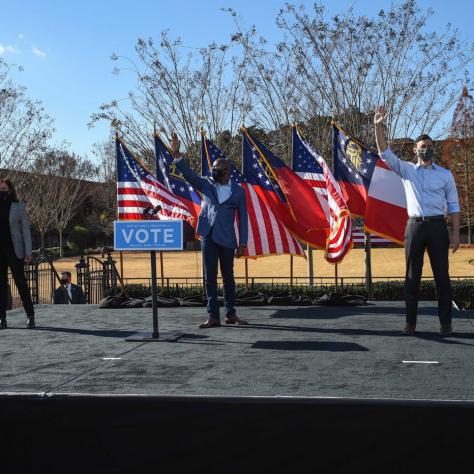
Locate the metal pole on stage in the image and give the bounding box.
[123,207,184,342]
[245,259,249,291]
[290,255,294,290]
[334,263,338,291]
[159,251,165,293]
[150,250,159,338]
[119,251,124,282]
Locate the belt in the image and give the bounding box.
[409,215,445,222]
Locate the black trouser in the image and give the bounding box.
[405,219,452,326]
[0,245,34,318]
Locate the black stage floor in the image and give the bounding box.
[2,302,474,473]
[1,302,474,399]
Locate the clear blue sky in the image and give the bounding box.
[1,0,473,158]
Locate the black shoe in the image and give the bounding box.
[440,324,453,337]
[0,318,6,330]
[26,315,36,329]
[402,324,416,336]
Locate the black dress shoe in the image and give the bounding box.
[402,324,416,336]
[0,318,7,330]
[26,316,36,329]
[440,324,453,337]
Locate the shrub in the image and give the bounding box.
[121,279,474,310]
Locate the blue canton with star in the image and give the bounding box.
[116,140,151,183]
[201,136,243,184]
[292,127,324,174]
[154,135,201,205]
[241,133,286,202]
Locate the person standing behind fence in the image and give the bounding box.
[0,179,35,329]
[53,271,85,304]
[374,106,460,337]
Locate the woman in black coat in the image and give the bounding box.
[0,179,35,329]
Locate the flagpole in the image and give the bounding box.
[307,244,314,285]
[245,259,249,291]
[240,123,250,292]
[365,232,373,299]
[159,251,165,293]
[200,129,206,293]
[113,123,126,292]
[334,262,338,290]
[290,255,294,290]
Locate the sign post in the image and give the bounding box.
[114,219,184,342]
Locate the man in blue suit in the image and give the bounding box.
[170,133,249,328]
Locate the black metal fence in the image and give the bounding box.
[7,252,474,309]
[7,251,123,309]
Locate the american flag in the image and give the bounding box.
[154,133,202,227]
[352,225,399,247]
[201,133,305,259]
[116,137,193,222]
[292,127,353,263]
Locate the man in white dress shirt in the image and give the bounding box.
[374,106,460,337]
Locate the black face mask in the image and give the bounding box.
[60,278,68,285]
[0,191,9,200]
[418,148,433,162]
[211,168,225,180]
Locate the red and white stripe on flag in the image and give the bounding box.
[116,139,193,223]
[364,159,408,245]
[315,156,353,263]
[241,183,305,258]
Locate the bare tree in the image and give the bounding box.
[90,134,117,238]
[90,32,249,170]
[274,0,473,150]
[91,0,473,173]
[47,152,97,256]
[22,170,57,249]
[22,149,97,254]
[0,59,53,179]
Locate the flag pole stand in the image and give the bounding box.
[245,259,249,291]
[126,250,183,342]
[307,244,313,285]
[160,250,165,293]
[290,255,294,290]
[364,232,374,300]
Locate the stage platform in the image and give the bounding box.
[2,302,474,473]
[1,301,474,399]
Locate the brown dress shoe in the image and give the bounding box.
[199,319,221,329]
[440,324,453,337]
[225,315,249,325]
[402,324,416,336]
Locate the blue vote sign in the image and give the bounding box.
[114,220,183,251]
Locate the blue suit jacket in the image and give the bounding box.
[175,159,248,249]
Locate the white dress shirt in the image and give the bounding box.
[65,283,72,304]
[380,148,460,218]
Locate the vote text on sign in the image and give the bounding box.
[114,220,183,251]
